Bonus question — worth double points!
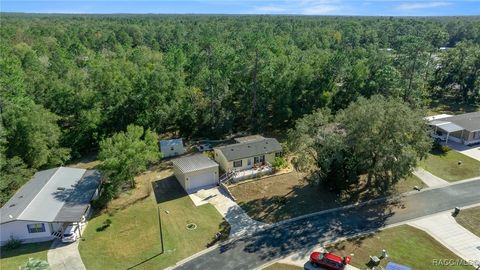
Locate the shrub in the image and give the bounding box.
[4,236,22,250]
[432,139,450,154]
[272,156,287,170]
[20,257,49,270]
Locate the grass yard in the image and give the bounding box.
[419,150,480,181]
[263,263,303,270]
[230,172,424,224]
[329,225,471,270]
[0,241,52,270]
[455,206,480,237]
[79,171,228,270]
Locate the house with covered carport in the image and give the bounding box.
[427,112,480,145]
[0,167,102,245]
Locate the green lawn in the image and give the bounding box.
[455,206,480,237]
[419,150,480,181]
[263,263,303,270]
[79,176,228,270]
[329,225,471,270]
[0,241,51,270]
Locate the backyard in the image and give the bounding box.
[0,241,52,270]
[230,172,425,224]
[455,206,480,237]
[79,169,228,270]
[329,225,471,270]
[419,150,480,181]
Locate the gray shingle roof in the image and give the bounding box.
[441,112,480,132]
[1,167,102,224]
[172,154,218,174]
[215,137,282,161]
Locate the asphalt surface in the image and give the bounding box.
[174,179,480,270]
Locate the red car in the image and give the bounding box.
[309,252,351,270]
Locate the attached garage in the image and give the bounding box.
[172,154,219,193]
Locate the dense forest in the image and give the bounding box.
[1,14,479,204]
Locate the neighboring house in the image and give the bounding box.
[172,154,219,193]
[427,112,480,145]
[213,135,282,173]
[0,167,102,246]
[160,138,185,158]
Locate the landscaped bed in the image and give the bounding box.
[79,170,228,270]
[230,172,425,224]
[328,225,471,270]
[0,241,52,270]
[419,150,480,181]
[455,206,480,237]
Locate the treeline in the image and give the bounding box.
[1,15,479,204]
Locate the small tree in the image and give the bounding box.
[20,258,49,270]
[98,125,160,200]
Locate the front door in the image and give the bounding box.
[254,155,265,165]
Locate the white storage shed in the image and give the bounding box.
[160,138,185,158]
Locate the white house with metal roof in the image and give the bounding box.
[0,167,101,246]
[160,138,185,158]
[172,154,219,193]
[213,135,282,173]
[427,112,480,145]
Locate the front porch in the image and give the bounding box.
[232,164,273,182]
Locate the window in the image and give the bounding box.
[233,160,242,168]
[170,146,174,151]
[254,155,265,164]
[27,223,46,233]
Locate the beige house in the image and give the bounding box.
[213,135,282,173]
[427,112,480,145]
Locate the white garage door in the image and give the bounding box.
[187,172,216,192]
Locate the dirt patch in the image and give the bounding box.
[230,172,342,223]
[229,171,425,224]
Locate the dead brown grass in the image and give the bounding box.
[230,172,425,223]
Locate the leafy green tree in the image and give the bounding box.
[289,96,431,192]
[337,96,431,189]
[98,125,160,199]
[2,97,70,169]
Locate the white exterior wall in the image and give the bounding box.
[214,149,231,172]
[0,221,54,246]
[161,144,185,158]
[173,166,187,191]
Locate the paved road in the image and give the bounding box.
[174,179,480,270]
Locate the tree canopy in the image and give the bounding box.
[288,95,432,192]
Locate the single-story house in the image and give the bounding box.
[427,112,480,145]
[160,138,185,158]
[213,135,282,172]
[172,154,219,193]
[0,167,102,246]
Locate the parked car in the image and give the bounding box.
[62,224,79,243]
[196,143,213,152]
[309,251,351,270]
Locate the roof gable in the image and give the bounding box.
[215,137,282,161]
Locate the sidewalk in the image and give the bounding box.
[409,212,480,268]
[190,187,266,237]
[413,168,449,187]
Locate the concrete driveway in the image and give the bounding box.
[47,240,86,270]
[445,141,480,161]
